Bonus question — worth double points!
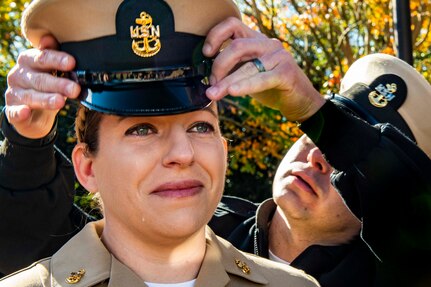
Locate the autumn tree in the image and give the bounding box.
[237,0,431,89]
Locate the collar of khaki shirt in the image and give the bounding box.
[50,220,269,287]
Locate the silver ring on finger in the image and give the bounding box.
[251,58,266,73]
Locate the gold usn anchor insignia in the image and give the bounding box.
[368,83,397,108]
[130,11,161,58]
[65,269,86,284]
[235,259,251,274]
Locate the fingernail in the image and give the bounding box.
[207,86,218,98]
[49,96,59,108]
[61,57,69,68]
[209,75,216,85]
[203,43,212,55]
[67,83,76,97]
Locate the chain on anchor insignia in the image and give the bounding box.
[368,83,397,108]
[130,11,161,58]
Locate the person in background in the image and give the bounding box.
[2,5,431,287]
[204,19,431,286]
[208,51,431,287]
[210,134,373,287]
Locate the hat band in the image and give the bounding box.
[53,59,212,87]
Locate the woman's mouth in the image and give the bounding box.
[152,180,204,198]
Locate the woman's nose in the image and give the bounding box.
[162,132,195,168]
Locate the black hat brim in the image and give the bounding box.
[79,77,211,116]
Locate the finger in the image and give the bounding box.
[203,17,262,57]
[38,34,60,50]
[5,88,67,110]
[206,60,266,100]
[7,67,80,99]
[207,50,283,100]
[4,105,32,124]
[17,48,75,72]
[210,37,281,84]
[228,69,281,97]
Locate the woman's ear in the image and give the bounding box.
[72,143,98,194]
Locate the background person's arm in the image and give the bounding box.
[0,35,86,276]
[0,112,86,275]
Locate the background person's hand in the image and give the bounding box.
[4,34,80,138]
[203,17,325,122]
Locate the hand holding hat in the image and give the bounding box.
[203,17,325,122]
[20,0,241,116]
[4,35,80,139]
[12,0,324,125]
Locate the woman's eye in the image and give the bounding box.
[125,124,156,136]
[189,122,215,134]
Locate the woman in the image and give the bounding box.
[0,104,319,286]
[0,0,320,286]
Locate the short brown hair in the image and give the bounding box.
[75,105,102,155]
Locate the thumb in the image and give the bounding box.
[38,34,59,50]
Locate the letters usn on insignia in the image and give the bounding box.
[368,83,397,108]
[130,11,161,58]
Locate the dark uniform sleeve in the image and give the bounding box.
[300,100,431,285]
[0,112,87,276]
[209,195,258,254]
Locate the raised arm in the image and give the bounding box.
[0,35,86,276]
[204,17,431,285]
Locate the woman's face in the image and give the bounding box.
[74,105,227,243]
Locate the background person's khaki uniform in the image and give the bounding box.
[0,221,319,287]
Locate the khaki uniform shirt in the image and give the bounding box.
[0,221,319,287]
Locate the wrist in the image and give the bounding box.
[0,107,58,147]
